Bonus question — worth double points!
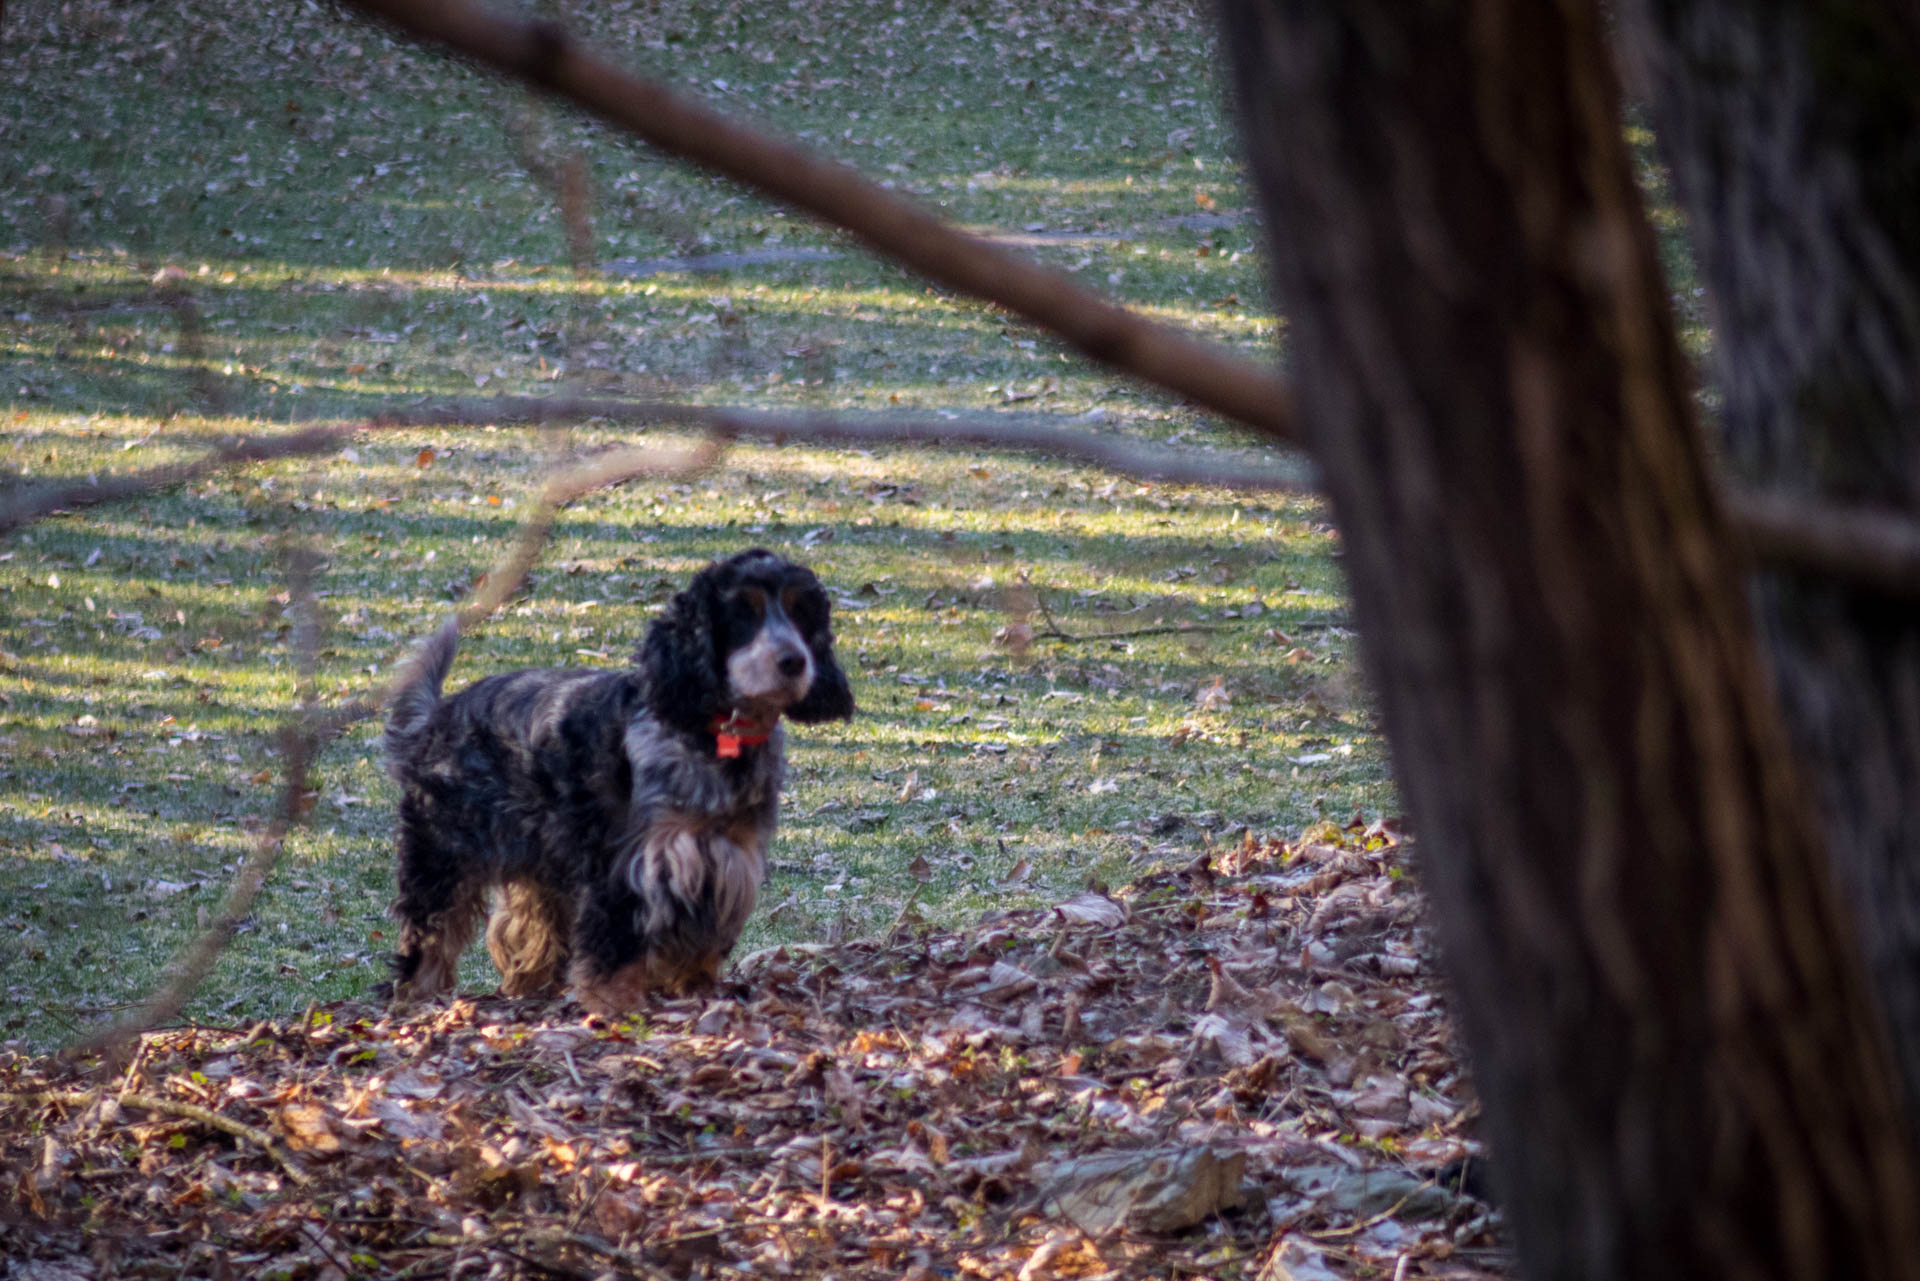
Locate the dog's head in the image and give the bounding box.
[641,549,855,737]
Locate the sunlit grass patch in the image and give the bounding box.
[0,0,1378,1050]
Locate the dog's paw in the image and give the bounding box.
[570,960,652,1018]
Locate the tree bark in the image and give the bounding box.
[1217,1,1920,1277]
[1616,0,1920,1120]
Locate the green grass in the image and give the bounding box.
[0,0,1375,1049]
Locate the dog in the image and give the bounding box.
[380,548,854,1014]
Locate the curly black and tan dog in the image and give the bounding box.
[380,549,854,1014]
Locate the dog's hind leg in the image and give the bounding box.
[486,881,572,997]
[389,824,487,1001]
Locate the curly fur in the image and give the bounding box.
[382,549,853,1013]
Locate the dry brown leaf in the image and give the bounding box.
[276,1104,342,1154]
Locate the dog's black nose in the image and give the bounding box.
[778,651,808,679]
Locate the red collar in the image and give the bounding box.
[709,710,775,759]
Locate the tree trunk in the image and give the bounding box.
[1216,1,1920,1277]
[1616,0,1920,1120]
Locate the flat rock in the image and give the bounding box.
[1038,1145,1244,1234]
[1284,1162,1460,1221]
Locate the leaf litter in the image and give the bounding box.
[1,820,1507,1280]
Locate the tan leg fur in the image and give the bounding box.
[486,882,571,997]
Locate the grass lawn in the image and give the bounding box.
[0,0,1391,1050]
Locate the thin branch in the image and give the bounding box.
[1,1089,312,1185]
[0,424,352,534]
[419,1226,679,1281]
[365,396,1315,491]
[24,391,1920,602]
[338,0,1298,442]
[454,435,726,633]
[705,406,1313,492]
[1038,621,1231,644]
[1028,581,1227,644]
[0,399,1312,541]
[74,546,327,1062]
[1723,487,1920,597]
[348,436,727,733]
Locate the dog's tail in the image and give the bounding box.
[384,618,459,774]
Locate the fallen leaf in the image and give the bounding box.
[277,1104,342,1154]
[1053,891,1124,928]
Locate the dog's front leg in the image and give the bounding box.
[568,880,653,1016]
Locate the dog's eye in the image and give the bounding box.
[731,586,767,618]
[781,583,821,625]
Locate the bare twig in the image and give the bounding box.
[358,436,725,734]
[1302,1180,1438,1239]
[338,0,1298,441]
[648,1217,789,1246]
[700,406,1313,492]
[29,389,1920,605]
[367,396,1314,491]
[0,1089,312,1185]
[0,424,352,534]
[420,1225,679,1281]
[73,546,327,1062]
[0,399,1313,541]
[507,112,599,374]
[1724,486,1920,597]
[1038,621,1230,644]
[455,436,725,629]
[1026,582,1231,644]
[298,1223,363,1281]
[35,396,1920,597]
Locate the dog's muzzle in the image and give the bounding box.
[727,612,815,709]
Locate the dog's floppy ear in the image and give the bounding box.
[790,650,854,723]
[787,580,856,724]
[640,568,726,733]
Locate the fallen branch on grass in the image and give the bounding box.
[339,0,1298,442]
[1023,583,1232,644]
[1035,621,1231,644]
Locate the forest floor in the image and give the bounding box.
[2,821,1507,1281]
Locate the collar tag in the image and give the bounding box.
[711,711,772,758]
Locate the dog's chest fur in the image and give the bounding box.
[620,717,782,955]
[405,667,783,949]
